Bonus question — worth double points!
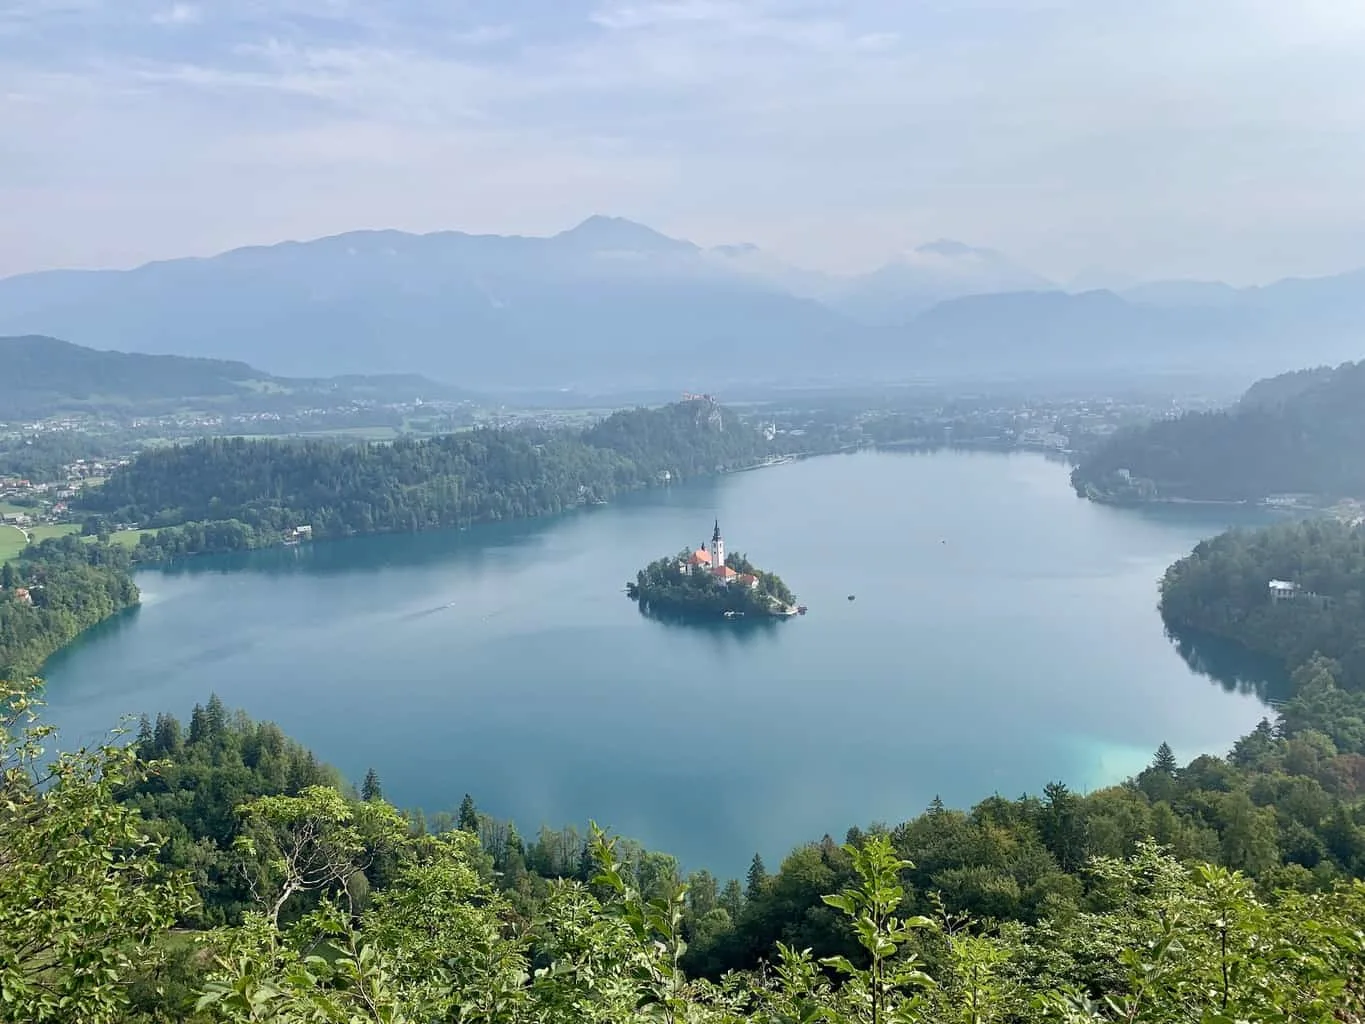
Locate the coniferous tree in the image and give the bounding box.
[188,704,208,745]
[361,768,383,802]
[205,693,228,738]
[1154,741,1180,775]
[153,712,182,757]
[135,714,154,753]
[457,793,479,833]
[745,852,768,901]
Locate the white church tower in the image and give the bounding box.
[710,519,725,574]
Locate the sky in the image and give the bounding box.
[3,0,1365,284]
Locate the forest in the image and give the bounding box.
[1071,358,1365,502]
[0,535,139,679]
[81,399,777,562]
[4,672,1365,1023]
[1159,519,1365,690]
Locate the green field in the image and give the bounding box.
[0,525,26,562]
[27,523,82,543]
[109,528,157,549]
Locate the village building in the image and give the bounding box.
[1269,579,1301,601]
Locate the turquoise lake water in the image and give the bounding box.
[40,449,1279,875]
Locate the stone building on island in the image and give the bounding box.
[680,520,759,589]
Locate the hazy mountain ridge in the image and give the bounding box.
[0,335,458,419]
[3,217,1365,391]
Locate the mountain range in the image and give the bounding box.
[2,216,1364,391]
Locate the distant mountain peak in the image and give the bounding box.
[555,215,694,252]
[711,242,760,256]
[914,239,982,259]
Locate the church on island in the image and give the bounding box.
[680,520,759,589]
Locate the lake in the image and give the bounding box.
[40,449,1279,876]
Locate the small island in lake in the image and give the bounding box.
[626,519,800,620]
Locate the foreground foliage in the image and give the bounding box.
[1,678,1364,1022]
[0,681,193,1024]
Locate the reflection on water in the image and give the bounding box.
[39,604,143,678]
[635,602,786,646]
[1166,624,1292,703]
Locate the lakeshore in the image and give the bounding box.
[38,449,1277,874]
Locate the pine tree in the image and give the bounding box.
[135,715,154,754]
[457,793,479,833]
[1153,741,1179,776]
[745,852,768,901]
[1,562,17,589]
[361,768,383,802]
[188,704,207,745]
[153,713,182,757]
[205,693,228,738]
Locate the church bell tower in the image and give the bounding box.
[710,519,724,573]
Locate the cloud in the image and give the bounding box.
[2,0,1365,282]
[152,3,200,26]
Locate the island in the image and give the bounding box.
[625,519,801,620]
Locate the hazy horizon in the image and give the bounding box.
[5,1,1365,284]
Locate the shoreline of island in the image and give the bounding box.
[625,519,802,623]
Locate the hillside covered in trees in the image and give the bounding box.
[1072,358,1365,502]
[0,334,456,419]
[1160,518,1365,691]
[80,399,777,561]
[0,535,139,679]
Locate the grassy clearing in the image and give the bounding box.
[27,523,81,543]
[0,501,32,515]
[109,528,157,549]
[0,525,26,562]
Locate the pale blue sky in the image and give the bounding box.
[3,0,1365,282]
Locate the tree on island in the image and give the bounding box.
[627,548,797,619]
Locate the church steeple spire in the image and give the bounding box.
[710,519,724,573]
[712,519,722,544]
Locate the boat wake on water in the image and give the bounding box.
[399,601,460,621]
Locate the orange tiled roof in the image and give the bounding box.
[737,573,758,584]
[716,565,739,579]
[688,549,712,564]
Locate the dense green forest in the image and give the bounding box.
[82,400,776,562]
[1159,519,1365,690]
[1072,359,1365,502]
[628,550,796,618]
[4,675,1365,1023]
[0,536,139,678]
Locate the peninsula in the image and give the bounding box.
[626,519,799,620]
